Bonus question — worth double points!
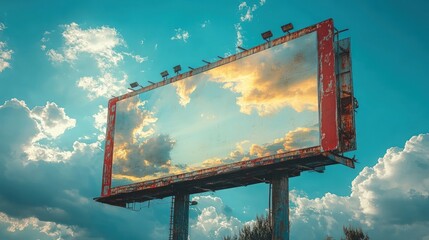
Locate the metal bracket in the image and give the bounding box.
[322,152,356,168]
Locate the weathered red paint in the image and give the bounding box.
[101,98,118,197]
[317,19,339,151]
[109,146,322,195]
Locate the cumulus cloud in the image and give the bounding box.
[0,211,78,239]
[30,101,76,139]
[171,28,190,43]
[111,97,187,183]
[290,133,429,239]
[206,35,318,116]
[190,195,243,239]
[45,23,131,99]
[0,99,77,163]
[173,34,317,115]
[25,143,73,163]
[0,98,173,239]
[0,23,5,31]
[59,22,124,70]
[77,73,127,100]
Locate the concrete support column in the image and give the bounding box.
[272,176,289,240]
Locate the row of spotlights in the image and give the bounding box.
[261,23,294,41]
[130,23,294,90]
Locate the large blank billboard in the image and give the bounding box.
[99,19,352,200]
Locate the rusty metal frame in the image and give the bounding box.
[98,19,351,203]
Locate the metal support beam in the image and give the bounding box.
[172,194,190,240]
[272,176,289,240]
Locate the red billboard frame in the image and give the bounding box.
[99,19,339,199]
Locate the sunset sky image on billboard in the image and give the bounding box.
[111,31,319,187]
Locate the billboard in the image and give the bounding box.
[97,19,356,206]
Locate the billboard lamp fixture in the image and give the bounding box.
[261,30,273,41]
[190,201,198,206]
[281,23,294,33]
[148,81,155,85]
[160,70,169,79]
[188,66,194,70]
[129,82,140,88]
[217,56,224,59]
[202,60,210,64]
[173,65,182,74]
[237,46,247,51]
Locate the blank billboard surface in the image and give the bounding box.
[112,32,319,187]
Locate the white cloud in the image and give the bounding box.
[234,0,265,49]
[30,101,76,139]
[44,23,138,100]
[0,99,78,164]
[93,105,107,140]
[0,23,5,31]
[77,73,127,100]
[123,52,148,63]
[0,212,78,239]
[60,22,125,70]
[190,195,244,239]
[25,143,73,163]
[235,23,243,49]
[0,41,13,72]
[171,28,190,43]
[238,2,248,10]
[238,0,263,22]
[46,49,65,62]
[241,7,254,22]
[290,133,429,239]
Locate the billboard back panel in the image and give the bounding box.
[100,19,344,198]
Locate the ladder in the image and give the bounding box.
[168,196,175,240]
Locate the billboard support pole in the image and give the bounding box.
[272,176,289,240]
[172,193,190,240]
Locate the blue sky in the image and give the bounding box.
[0,0,428,239]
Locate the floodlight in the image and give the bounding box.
[261,30,273,41]
[188,66,194,70]
[130,82,139,88]
[160,70,169,78]
[190,201,198,206]
[281,23,294,33]
[237,46,247,51]
[173,65,182,74]
[148,81,155,85]
[217,56,224,59]
[202,60,210,64]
